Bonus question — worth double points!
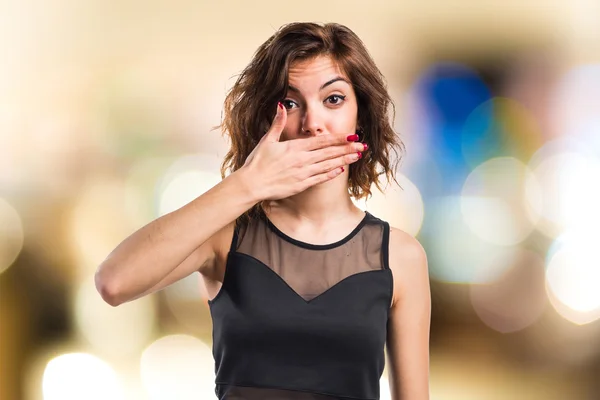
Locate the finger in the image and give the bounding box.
[305,141,366,164]
[301,165,346,189]
[298,132,361,151]
[307,151,362,177]
[264,102,287,142]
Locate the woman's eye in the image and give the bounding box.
[282,99,297,109]
[326,95,346,105]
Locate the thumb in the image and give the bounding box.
[264,102,287,142]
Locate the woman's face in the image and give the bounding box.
[280,55,358,141]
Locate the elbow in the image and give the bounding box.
[94,265,125,307]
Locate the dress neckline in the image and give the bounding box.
[261,211,370,251]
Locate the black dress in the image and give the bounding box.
[208,211,393,399]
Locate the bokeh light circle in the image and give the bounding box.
[157,154,222,217]
[68,177,141,276]
[140,334,215,400]
[545,231,600,325]
[461,157,541,246]
[427,196,518,284]
[42,353,123,400]
[74,275,156,358]
[164,272,213,334]
[353,173,424,236]
[527,151,600,238]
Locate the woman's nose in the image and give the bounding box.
[301,106,326,136]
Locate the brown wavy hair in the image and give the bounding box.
[218,22,404,220]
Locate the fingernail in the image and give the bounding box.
[356,152,362,159]
[363,143,368,151]
[278,102,284,110]
[347,134,359,142]
[341,166,345,172]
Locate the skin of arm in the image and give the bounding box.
[386,227,432,400]
[94,168,259,307]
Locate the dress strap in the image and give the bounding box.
[229,220,241,253]
[381,221,391,270]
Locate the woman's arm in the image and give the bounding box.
[94,169,258,307]
[386,227,432,400]
[95,104,363,307]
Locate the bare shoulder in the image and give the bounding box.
[387,226,430,307]
[388,227,428,268]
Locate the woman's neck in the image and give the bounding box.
[266,178,363,228]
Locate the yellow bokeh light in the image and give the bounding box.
[140,334,215,400]
[42,353,123,400]
[68,177,141,277]
[527,150,600,238]
[429,351,588,399]
[559,156,600,230]
[461,98,543,167]
[123,157,174,229]
[353,173,424,237]
[74,274,156,359]
[379,376,392,400]
[0,197,24,275]
[0,107,25,189]
[164,272,213,335]
[157,155,222,217]
[545,231,600,325]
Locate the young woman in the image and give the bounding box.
[95,22,431,400]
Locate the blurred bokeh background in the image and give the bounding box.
[1,1,599,399]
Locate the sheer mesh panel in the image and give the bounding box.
[213,212,388,399]
[235,213,385,302]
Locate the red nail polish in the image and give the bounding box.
[347,134,359,142]
[278,102,284,109]
[341,166,345,172]
[363,143,368,151]
[357,152,362,159]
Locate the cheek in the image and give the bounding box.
[280,116,301,141]
[279,132,297,142]
[327,108,358,132]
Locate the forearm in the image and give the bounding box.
[94,168,259,305]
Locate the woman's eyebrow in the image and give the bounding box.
[287,77,349,93]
